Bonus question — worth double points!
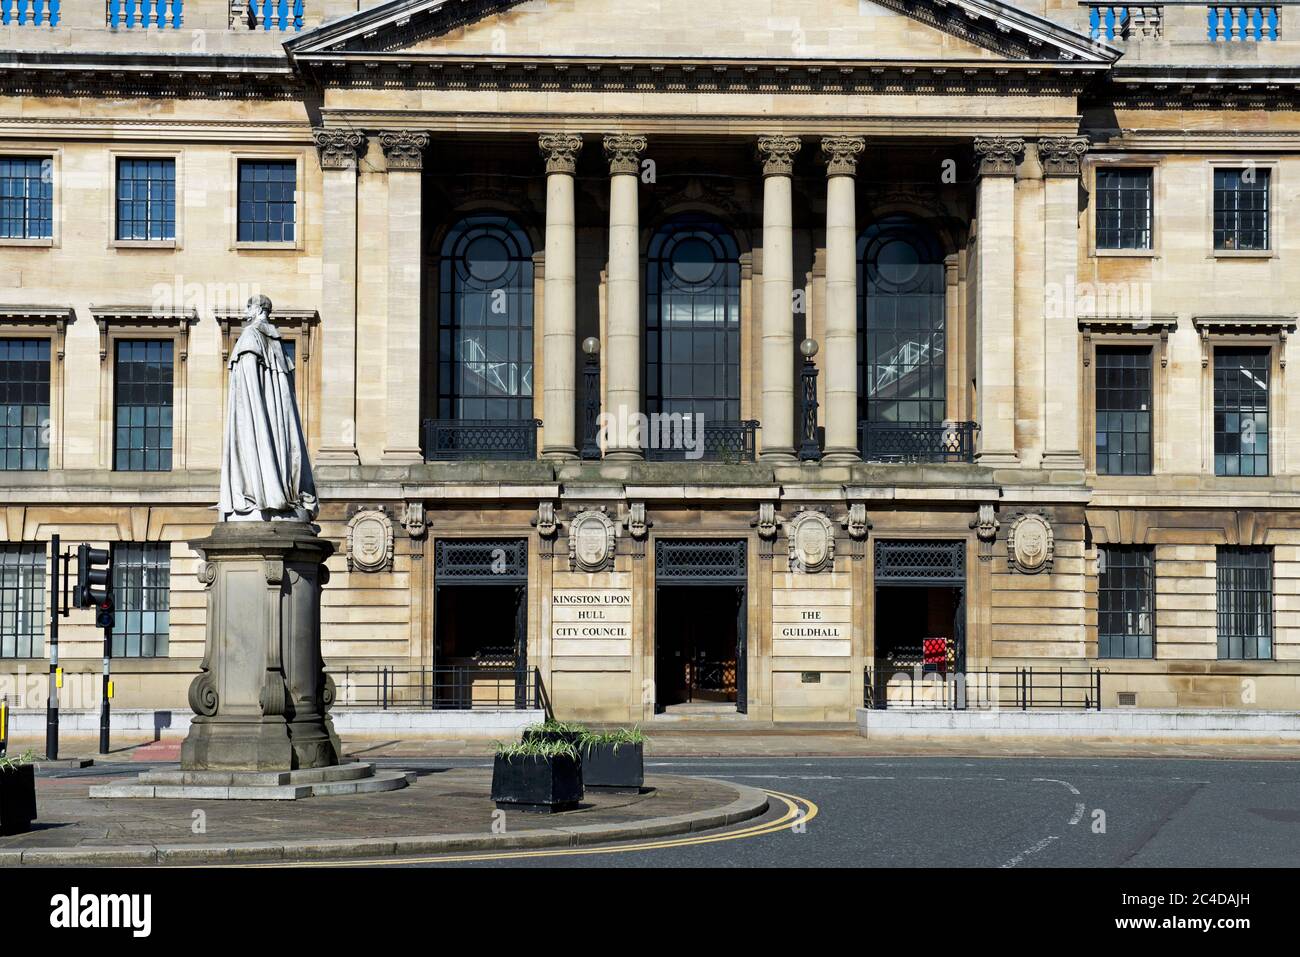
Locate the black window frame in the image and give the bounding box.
[0,155,53,240]
[1098,546,1155,659]
[1213,167,1270,252]
[0,337,51,471]
[115,156,176,243]
[111,542,171,659]
[1214,346,1270,477]
[237,159,297,244]
[0,543,45,659]
[1095,166,1154,251]
[1217,547,1273,660]
[1094,345,1153,476]
[113,338,174,472]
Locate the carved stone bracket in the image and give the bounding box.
[970,503,1000,562]
[1037,136,1089,177]
[379,130,430,171]
[752,503,782,560]
[401,501,427,540]
[312,128,367,170]
[841,503,871,560]
[623,502,650,559]
[974,136,1025,177]
[533,502,558,558]
[820,135,866,177]
[1008,512,1054,574]
[757,134,801,177]
[603,133,647,175]
[539,132,584,175]
[787,508,836,574]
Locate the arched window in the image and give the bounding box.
[645,216,742,425]
[858,216,946,428]
[437,215,534,422]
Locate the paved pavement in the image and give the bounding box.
[380,755,1300,868]
[0,765,758,865]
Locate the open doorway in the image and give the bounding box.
[655,584,741,709]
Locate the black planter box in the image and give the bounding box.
[491,753,583,813]
[522,727,586,749]
[0,764,37,836]
[580,741,644,793]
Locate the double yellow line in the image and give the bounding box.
[236,788,817,868]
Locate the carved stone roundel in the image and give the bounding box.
[787,510,835,573]
[1009,513,1054,574]
[569,509,616,572]
[347,509,394,573]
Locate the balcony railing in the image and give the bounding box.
[107,0,182,28]
[1207,5,1279,40]
[643,419,758,463]
[1087,4,1163,40]
[1,0,59,24]
[423,418,540,461]
[237,0,303,31]
[859,420,978,464]
[865,666,1104,711]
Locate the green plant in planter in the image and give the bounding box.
[0,748,37,836]
[578,727,646,792]
[491,737,583,813]
[578,726,647,753]
[521,719,589,747]
[495,738,579,760]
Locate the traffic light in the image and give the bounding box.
[75,544,112,611]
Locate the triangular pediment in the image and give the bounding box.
[288,0,1117,66]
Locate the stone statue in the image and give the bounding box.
[219,295,318,522]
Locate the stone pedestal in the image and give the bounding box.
[181,521,339,772]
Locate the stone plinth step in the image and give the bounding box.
[88,762,412,801]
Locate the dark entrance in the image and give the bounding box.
[871,539,967,709]
[653,539,748,713]
[433,538,528,708]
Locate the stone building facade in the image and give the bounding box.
[1,0,1299,724]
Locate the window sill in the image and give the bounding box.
[0,237,54,248]
[1093,248,1158,259]
[232,241,300,252]
[1211,249,1274,260]
[111,239,178,250]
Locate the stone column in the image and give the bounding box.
[539,133,584,459]
[972,136,1024,466]
[820,136,866,464]
[757,135,802,462]
[313,129,367,465]
[1038,136,1089,471]
[603,133,648,460]
[379,130,430,464]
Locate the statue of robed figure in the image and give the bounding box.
[219,295,319,522]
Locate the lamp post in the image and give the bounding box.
[581,336,602,460]
[798,338,822,461]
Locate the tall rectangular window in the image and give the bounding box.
[114,339,173,472]
[1214,168,1270,251]
[1214,347,1270,476]
[1217,547,1272,660]
[1094,346,1152,475]
[0,156,53,240]
[237,160,296,243]
[0,544,44,659]
[115,157,176,242]
[1098,547,1154,659]
[0,338,50,470]
[112,543,170,659]
[1095,168,1153,250]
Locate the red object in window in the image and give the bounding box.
[923,638,948,671]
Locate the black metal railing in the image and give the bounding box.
[859,420,978,464]
[644,419,758,463]
[423,419,540,461]
[864,666,1103,711]
[333,666,539,711]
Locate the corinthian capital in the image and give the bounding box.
[312,128,367,170]
[603,133,648,175]
[973,136,1025,178]
[379,130,430,171]
[757,134,801,177]
[1037,136,1090,177]
[820,136,866,177]
[539,132,584,175]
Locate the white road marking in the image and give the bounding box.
[1001,835,1059,868]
